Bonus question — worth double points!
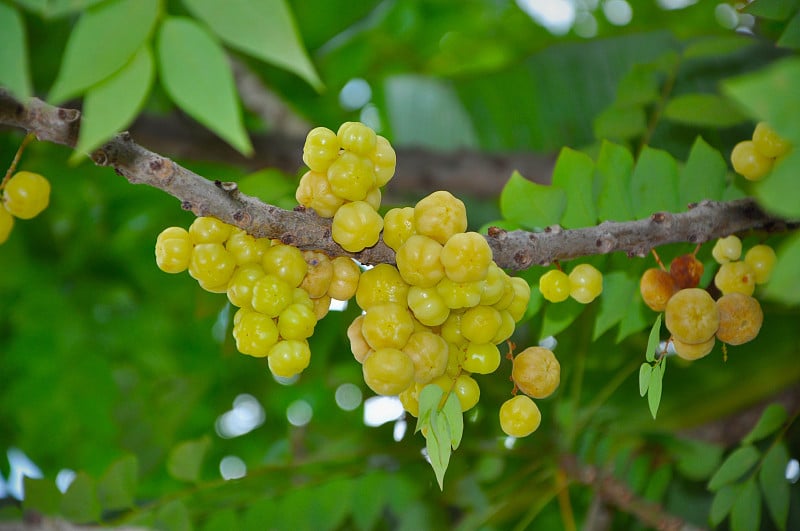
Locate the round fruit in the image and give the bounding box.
[295,170,344,218]
[453,374,480,412]
[395,234,445,287]
[362,348,415,396]
[436,277,482,309]
[461,342,501,374]
[361,302,415,350]
[716,292,763,346]
[664,288,719,344]
[226,230,269,265]
[268,339,311,378]
[672,336,715,361]
[512,346,560,399]
[355,263,409,309]
[714,261,755,296]
[752,122,790,159]
[277,303,317,340]
[382,207,416,252]
[744,244,776,284]
[460,305,502,344]
[232,309,279,357]
[300,251,333,298]
[499,395,541,438]
[731,140,773,181]
[640,268,678,312]
[712,235,742,264]
[0,205,13,244]
[2,171,50,219]
[669,254,704,290]
[347,315,371,363]
[413,191,468,244]
[327,151,375,201]
[440,232,493,283]
[251,274,293,317]
[327,256,361,300]
[188,242,236,290]
[402,331,448,383]
[262,243,308,288]
[407,286,450,327]
[480,264,508,306]
[226,263,265,309]
[569,264,603,304]
[539,269,571,303]
[155,226,192,274]
[189,216,233,244]
[372,135,396,186]
[331,201,384,252]
[506,277,532,322]
[337,121,377,156]
[302,126,340,172]
[399,385,420,417]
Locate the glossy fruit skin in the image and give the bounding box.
[714,261,755,296]
[361,303,415,350]
[347,315,371,363]
[640,268,678,312]
[669,254,704,290]
[744,244,776,284]
[331,201,384,252]
[407,286,450,327]
[233,309,279,357]
[0,205,13,244]
[295,170,344,218]
[672,336,715,361]
[2,171,50,219]
[355,263,409,309]
[460,305,502,344]
[440,232,493,283]
[155,226,193,274]
[539,270,571,303]
[383,207,416,251]
[262,243,308,288]
[327,151,375,201]
[226,230,269,265]
[712,235,742,264]
[337,121,377,156]
[453,374,480,412]
[413,191,468,244]
[362,348,415,396]
[731,140,773,181]
[436,277,482,310]
[506,277,532,322]
[752,122,790,158]
[189,243,236,290]
[480,264,508,306]
[499,395,541,438]
[396,234,445,287]
[302,126,340,172]
[568,264,603,304]
[664,288,719,344]
[268,339,311,378]
[716,292,763,346]
[512,346,560,399]
[189,216,233,244]
[461,342,501,374]
[226,263,265,309]
[402,331,448,383]
[327,256,361,301]
[277,303,317,340]
[251,274,293,317]
[300,251,333,298]
[372,135,396,186]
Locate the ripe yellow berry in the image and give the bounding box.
[382,207,416,251]
[232,309,279,357]
[672,336,715,361]
[453,374,480,412]
[0,205,13,244]
[399,385,420,417]
[402,331,448,384]
[372,135,396,187]
[311,294,331,320]
[744,244,776,284]
[226,263,265,309]
[355,263,409,309]
[664,288,719,344]
[440,232,493,283]
[347,315,371,363]
[396,234,445,287]
[407,286,450,327]
[225,230,269,265]
[155,226,192,274]
[461,342,501,374]
[363,186,382,210]
[277,303,317,340]
[331,201,384,252]
[268,339,311,378]
[251,274,293,317]
[414,191,468,244]
[639,268,678,312]
[326,151,375,201]
[492,310,516,344]
[262,243,308,288]
[2,171,50,219]
[752,122,790,159]
[716,292,763,346]
[362,348,415,396]
[712,235,742,264]
[539,269,571,303]
[300,251,333,298]
[512,346,560,399]
[327,256,361,301]
[460,305,502,344]
[731,140,773,181]
[189,216,233,244]
[440,311,466,346]
[714,261,755,296]
[436,277,483,309]
[361,302,415,350]
[337,121,377,156]
[499,395,541,438]
[568,264,603,304]
[506,277,532,322]
[189,242,236,291]
[303,126,340,172]
[479,263,508,306]
[295,170,344,218]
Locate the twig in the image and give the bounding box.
[0,89,797,270]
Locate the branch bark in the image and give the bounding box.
[0,89,796,270]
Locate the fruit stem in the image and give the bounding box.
[1,132,35,191]
[650,248,667,271]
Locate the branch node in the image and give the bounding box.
[148,157,174,181]
[220,181,239,194]
[91,150,109,166]
[233,210,251,226]
[57,108,80,122]
[545,224,563,234]
[181,201,193,211]
[487,226,507,238]
[119,131,132,142]
[651,212,668,223]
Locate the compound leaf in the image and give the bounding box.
[0,3,31,99]
[730,477,761,531]
[645,314,662,363]
[708,445,760,491]
[742,403,788,445]
[639,363,652,397]
[595,140,634,221]
[500,171,566,230]
[167,435,211,483]
[97,454,138,511]
[663,93,747,128]
[630,146,679,219]
[679,136,728,206]
[551,147,596,228]
[759,442,790,530]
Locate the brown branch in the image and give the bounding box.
[0,89,796,270]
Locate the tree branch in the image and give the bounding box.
[1,89,796,270]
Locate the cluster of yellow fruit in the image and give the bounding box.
[155,216,361,378]
[640,236,774,360]
[730,122,791,181]
[0,170,51,244]
[538,263,604,304]
[500,346,561,438]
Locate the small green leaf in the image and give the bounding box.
[351,472,387,531]
[672,438,724,481]
[167,435,211,483]
[679,136,728,206]
[708,445,760,491]
[48,0,159,103]
[593,270,638,340]
[416,384,444,433]
[731,477,761,531]
[157,17,253,155]
[97,454,138,511]
[500,171,566,230]
[639,363,652,397]
[742,403,788,445]
[643,464,672,502]
[616,64,660,106]
[540,298,585,339]
[595,140,634,221]
[710,483,739,526]
[183,0,322,91]
[154,500,192,531]
[755,148,800,219]
[60,472,101,524]
[645,314,662,363]
[647,359,664,419]
[0,3,31,99]
[73,46,154,160]
[743,0,799,20]
[761,232,800,305]
[202,508,239,531]
[22,477,61,515]
[427,412,452,490]
[630,146,680,219]
[593,104,647,141]
[777,12,800,50]
[663,93,748,128]
[442,392,463,450]
[759,442,790,531]
[551,147,597,228]
[314,477,355,531]
[683,35,755,59]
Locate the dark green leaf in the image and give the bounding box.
[710,483,739,526]
[14,0,106,18]
[60,472,101,524]
[759,442,790,530]
[97,454,138,511]
[778,12,800,49]
[755,148,800,218]
[183,0,322,90]
[157,17,253,155]
[682,35,756,59]
[314,477,355,531]
[593,271,638,340]
[500,171,566,229]
[0,3,31,99]
[616,65,660,106]
[630,146,680,219]
[593,104,647,141]
[672,438,724,481]
[643,464,672,502]
[167,435,211,483]
[708,445,760,491]
[243,498,279,531]
[351,472,387,531]
[679,136,728,206]
[627,454,651,494]
[743,403,788,445]
[647,359,664,419]
[202,508,239,531]
[743,0,800,20]
[22,477,61,516]
[154,500,192,531]
[762,232,800,305]
[639,363,652,397]
[731,477,761,531]
[663,93,747,128]
[616,294,649,343]
[595,140,634,221]
[551,147,597,228]
[48,0,159,103]
[645,314,662,363]
[74,46,154,159]
[442,391,463,450]
[540,298,584,339]
[416,384,444,433]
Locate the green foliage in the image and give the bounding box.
[0,3,31,99]
[499,170,565,229]
[167,436,211,483]
[416,384,464,490]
